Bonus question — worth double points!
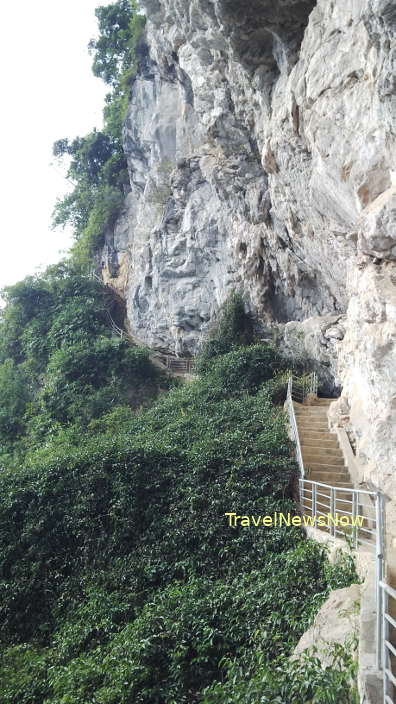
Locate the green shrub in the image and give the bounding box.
[0,268,163,456]
[0,646,51,704]
[202,638,359,703]
[198,344,283,397]
[0,360,31,442]
[197,292,254,370]
[70,185,125,269]
[46,546,329,703]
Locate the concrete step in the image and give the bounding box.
[300,437,336,446]
[305,468,347,479]
[301,442,340,452]
[304,459,345,470]
[302,449,344,462]
[305,467,347,478]
[294,403,329,415]
[296,413,329,428]
[305,465,349,476]
[301,438,339,447]
[303,481,354,493]
[303,487,351,500]
[307,476,351,487]
[296,418,329,424]
[299,428,330,436]
[303,497,353,510]
[293,398,333,406]
[306,460,348,469]
[306,469,349,479]
[297,423,329,432]
[301,499,373,519]
[295,404,329,411]
[297,417,329,425]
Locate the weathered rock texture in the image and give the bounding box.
[102,0,396,559]
[293,583,360,666]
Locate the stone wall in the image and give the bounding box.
[101,0,396,561]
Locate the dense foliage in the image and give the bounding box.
[0,276,358,700]
[52,0,146,267]
[196,292,254,370]
[202,637,359,703]
[0,264,162,464]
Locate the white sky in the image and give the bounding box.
[0,0,109,289]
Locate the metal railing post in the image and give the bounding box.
[286,374,305,480]
[383,585,388,699]
[375,492,384,671]
[312,482,317,518]
[330,487,336,537]
[352,491,358,549]
[300,478,304,512]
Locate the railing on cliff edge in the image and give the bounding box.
[90,272,195,375]
[379,581,396,703]
[286,373,393,700]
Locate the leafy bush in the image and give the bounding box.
[40,339,157,423]
[0,646,51,704]
[45,546,330,704]
[198,344,283,397]
[197,292,255,370]
[202,639,359,703]
[0,267,163,461]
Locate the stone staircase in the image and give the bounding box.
[294,398,353,504]
[290,387,391,700]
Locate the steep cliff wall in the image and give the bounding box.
[102,0,396,557]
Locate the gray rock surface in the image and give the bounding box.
[103,0,395,348]
[279,314,346,392]
[101,0,396,551]
[293,583,360,666]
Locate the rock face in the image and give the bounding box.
[102,0,396,551]
[293,583,360,667]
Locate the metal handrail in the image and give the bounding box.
[286,372,319,478]
[299,479,381,556]
[286,372,394,696]
[379,581,396,703]
[89,273,195,374]
[286,376,305,479]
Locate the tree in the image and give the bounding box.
[89,0,136,87]
[51,2,146,265]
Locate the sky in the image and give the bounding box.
[0,0,109,289]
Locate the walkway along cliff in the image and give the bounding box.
[94,0,396,699]
[287,373,395,703]
[100,0,396,612]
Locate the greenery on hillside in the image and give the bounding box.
[0,264,162,466]
[0,268,358,701]
[196,292,255,371]
[52,0,146,267]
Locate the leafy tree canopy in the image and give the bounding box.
[52,0,146,268]
[89,0,139,87]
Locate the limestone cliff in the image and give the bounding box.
[101,0,396,563]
